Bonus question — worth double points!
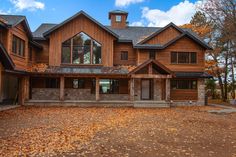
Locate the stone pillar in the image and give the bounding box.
[60,76,65,101]
[130,78,134,101]
[198,79,205,105]
[96,77,100,101]
[165,79,170,101]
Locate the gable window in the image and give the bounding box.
[149,51,156,59]
[116,15,122,22]
[61,32,102,65]
[121,51,128,60]
[171,52,197,64]
[12,35,25,57]
[171,80,197,90]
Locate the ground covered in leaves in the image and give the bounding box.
[0,106,236,157]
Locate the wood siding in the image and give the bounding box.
[7,23,29,70]
[170,89,198,100]
[110,14,127,29]
[35,40,49,64]
[138,36,205,72]
[48,15,116,67]
[145,26,181,45]
[113,42,136,65]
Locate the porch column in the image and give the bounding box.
[0,64,2,102]
[18,77,25,106]
[96,77,100,101]
[130,78,134,101]
[165,78,170,101]
[60,76,65,101]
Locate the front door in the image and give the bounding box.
[141,79,152,100]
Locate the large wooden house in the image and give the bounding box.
[0,10,212,107]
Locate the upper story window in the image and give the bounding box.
[171,52,197,64]
[61,32,102,65]
[121,51,128,60]
[12,35,25,57]
[149,51,156,59]
[116,15,122,22]
[171,80,197,90]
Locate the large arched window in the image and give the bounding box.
[61,32,102,64]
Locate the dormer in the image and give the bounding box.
[109,10,128,29]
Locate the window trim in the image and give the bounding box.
[171,79,198,90]
[170,52,197,64]
[115,15,122,22]
[120,51,128,60]
[12,35,25,57]
[61,31,102,65]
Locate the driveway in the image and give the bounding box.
[0,106,236,157]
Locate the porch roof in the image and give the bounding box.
[175,72,213,78]
[0,43,15,70]
[29,66,130,76]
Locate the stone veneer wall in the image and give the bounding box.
[64,89,95,100]
[32,88,60,100]
[100,94,129,101]
[171,79,206,106]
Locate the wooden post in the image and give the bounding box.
[165,78,170,101]
[96,77,100,101]
[60,76,64,101]
[130,78,134,101]
[18,77,24,106]
[0,64,2,102]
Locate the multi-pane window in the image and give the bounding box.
[171,80,197,89]
[149,51,156,59]
[116,15,122,22]
[46,78,59,88]
[171,52,197,64]
[99,79,119,94]
[61,32,102,64]
[73,79,85,89]
[121,51,128,60]
[12,35,25,56]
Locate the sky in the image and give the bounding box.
[0,0,201,31]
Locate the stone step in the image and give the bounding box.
[134,101,170,108]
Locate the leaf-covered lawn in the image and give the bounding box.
[0,106,235,157]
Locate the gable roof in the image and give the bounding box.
[43,11,119,38]
[138,22,184,44]
[129,59,173,75]
[0,43,15,70]
[32,23,57,40]
[0,14,32,38]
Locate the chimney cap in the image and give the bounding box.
[109,10,128,19]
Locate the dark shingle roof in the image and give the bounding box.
[32,23,57,40]
[175,72,212,78]
[106,26,159,44]
[31,66,129,75]
[0,43,15,70]
[0,14,25,26]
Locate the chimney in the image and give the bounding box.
[109,10,128,29]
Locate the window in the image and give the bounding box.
[12,35,25,56]
[121,51,128,60]
[61,32,102,64]
[149,51,156,59]
[171,80,197,89]
[116,15,122,22]
[171,52,197,64]
[99,79,119,94]
[73,79,85,89]
[46,78,59,88]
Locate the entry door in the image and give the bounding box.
[141,79,151,100]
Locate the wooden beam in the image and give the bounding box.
[148,63,153,74]
[96,77,100,101]
[129,78,134,101]
[131,74,172,79]
[60,76,64,101]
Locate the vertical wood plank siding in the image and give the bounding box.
[49,15,116,67]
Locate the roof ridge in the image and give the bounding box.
[0,14,25,17]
